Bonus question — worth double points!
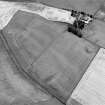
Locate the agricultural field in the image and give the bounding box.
[0,0,105,105]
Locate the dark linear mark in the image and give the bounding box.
[0,30,66,105]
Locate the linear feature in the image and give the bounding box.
[70,48,105,105]
[0,31,66,104]
[0,1,93,31]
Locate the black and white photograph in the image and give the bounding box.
[0,0,105,105]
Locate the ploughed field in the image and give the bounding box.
[0,0,105,105]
